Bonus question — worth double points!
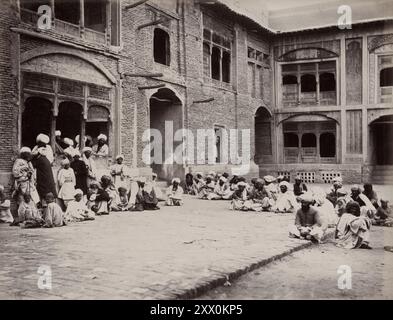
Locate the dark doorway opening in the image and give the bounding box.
[254,107,272,163]
[22,97,52,148]
[320,132,336,157]
[149,88,182,181]
[56,101,83,142]
[371,115,393,165]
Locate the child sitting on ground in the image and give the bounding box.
[111,186,133,211]
[18,193,44,228]
[65,189,95,222]
[372,199,393,227]
[43,192,65,227]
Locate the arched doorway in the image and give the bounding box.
[56,101,83,142]
[254,107,273,163]
[149,88,183,181]
[22,97,52,148]
[370,115,393,165]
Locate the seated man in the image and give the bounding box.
[272,181,298,213]
[207,176,232,200]
[230,182,249,211]
[65,189,95,222]
[88,177,114,215]
[350,185,376,218]
[191,172,205,196]
[198,175,216,199]
[17,193,44,228]
[362,183,379,209]
[43,192,65,228]
[133,178,160,211]
[289,193,325,243]
[293,175,308,197]
[166,178,184,206]
[335,202,372,249]
[184,173,194,195]
[372,198,393,227]
[263,175,278,203]
[312,187,337,227]
[244,178,271,212]
[111,186,133,212]
[326,177,344,207]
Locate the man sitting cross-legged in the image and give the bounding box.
[289,193,326,243]
[132,178,160,211]
[111,186,133,212]
[166,178,184,206]
[65,189,95,222]
[207,176,232,200]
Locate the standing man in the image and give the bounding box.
[12,147,40,205]
[93,134,109,157]
[71,151,89,195]
[83,147,97,188]
[32,134,54,164]
[31,148,57,207]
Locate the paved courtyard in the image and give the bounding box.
[1,184,392,300]
[199,227,393,299]
[0,195,313,300]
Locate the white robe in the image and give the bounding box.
[57,168,76,201]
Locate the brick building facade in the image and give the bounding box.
[0,0,393,191]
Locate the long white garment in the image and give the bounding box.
[166,185,184,206]
[57,168,76,201]
[65,200,94,222]
[272,192,299,213]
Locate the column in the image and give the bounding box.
[297,65,301,105]
[362,35,369,164]
[316,63,320,105]
[50,0,55,25]
[51,115,56,154]
[106,0,111,45]
[340,35,346,106]
[80,0,85,36]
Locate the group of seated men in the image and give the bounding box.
[183,172,391,248]
[1,151,391,250]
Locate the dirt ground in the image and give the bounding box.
[198,227,393,300]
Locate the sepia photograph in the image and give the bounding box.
[0,0,393,305]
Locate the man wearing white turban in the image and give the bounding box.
[32,134,54,164]
[12,147,40,205]
[166,178,184,206]
[272,181,299,213]
[57,158,76,209]
[93,134,109,157]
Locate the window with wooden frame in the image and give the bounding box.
[379,55,393,103]
[154,28,170,66]
[203,28,231,83]
[247,46,268,99]
[281,61,336,106]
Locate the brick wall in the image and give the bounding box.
[0,0,19,190]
